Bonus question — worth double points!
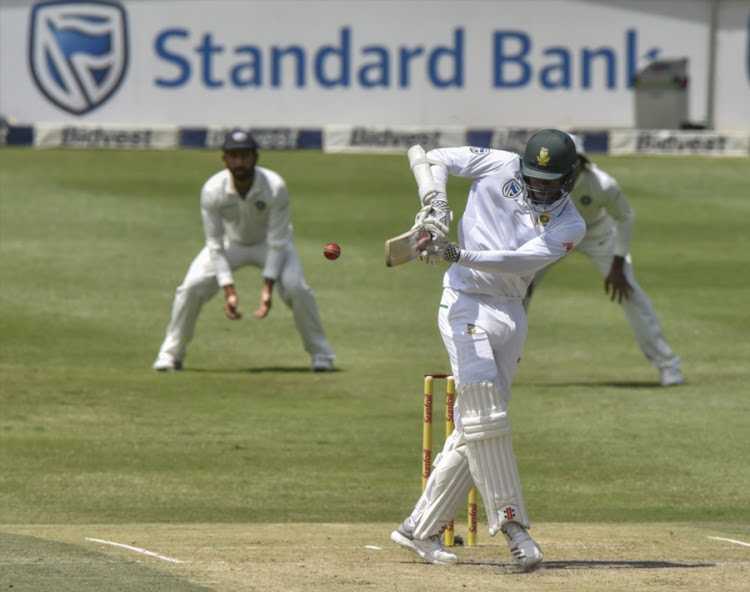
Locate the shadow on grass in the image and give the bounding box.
[537,560,715,569]
[458,559,715,573]
[182,366,342,374]
[521,380,663,389]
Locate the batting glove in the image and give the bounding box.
[413,201,451,234]
[418,221,457,266]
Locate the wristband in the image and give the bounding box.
[443,243,461,263]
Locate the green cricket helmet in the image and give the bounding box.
[520,129,580,206]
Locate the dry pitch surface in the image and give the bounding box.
[2,522,747,592]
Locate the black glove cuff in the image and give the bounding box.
[443,243,461,263]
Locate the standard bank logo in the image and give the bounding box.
[29,1,128,115]
[503,178,523,198]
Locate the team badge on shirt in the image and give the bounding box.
[467,324,476,334]
[538,213,551,226]
[503,179,523,198]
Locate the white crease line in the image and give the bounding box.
[708,536,750,548]
[85,538,186,563]
[243,545,383,550]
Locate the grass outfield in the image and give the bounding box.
[1,148,748,591]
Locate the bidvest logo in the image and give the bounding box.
[29,1,128,115]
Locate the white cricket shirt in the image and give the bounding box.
[569,163,635,257]
[426,146,586,300]
[200,166,292,287]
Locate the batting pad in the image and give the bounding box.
[412,445,475,540]
[458,381,530,534]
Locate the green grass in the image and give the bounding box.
[1,148,748,533]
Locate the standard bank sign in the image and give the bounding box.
[29,1,128,115]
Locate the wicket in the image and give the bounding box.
[423,373,478,547]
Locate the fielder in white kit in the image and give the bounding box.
[523,134,683,386]
[152,129,336,372]
[391,130,586,568]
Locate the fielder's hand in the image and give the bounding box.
[252,293,272,318]
[252,278,274,319]
[604,257,632,303]
[223,286,243,320]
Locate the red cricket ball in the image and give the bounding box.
[323,242,341,260]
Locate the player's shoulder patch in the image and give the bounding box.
[502,177,524,198]
[469,146,490,154]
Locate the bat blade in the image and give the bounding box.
[385,227,432,267]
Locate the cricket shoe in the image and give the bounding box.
[501,521,543,568]
[390,521,458,565]
[310,354,334,372]
[659,367,684,387]
[152,353,182,372]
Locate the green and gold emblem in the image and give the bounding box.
[536,147,550,166]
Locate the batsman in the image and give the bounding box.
[391,130,586,568]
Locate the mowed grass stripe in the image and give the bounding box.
[1,149,748,590]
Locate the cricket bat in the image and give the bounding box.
[385,226,432,267]
[384,145,437,267]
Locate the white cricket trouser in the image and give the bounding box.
[525,232,680,371]
[156,241,335,363]
[438,286,527,406]
[408,287,528,535]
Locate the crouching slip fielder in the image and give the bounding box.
[391,130,586,568]
[153,129,335,372]
[523,134,683,387]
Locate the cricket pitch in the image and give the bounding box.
[2,522,748,592]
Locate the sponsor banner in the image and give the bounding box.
[713,0,750,130]
[574,131,609,155]
[34,124,179,149]
[2,0,747,130]
[466,128,608,154]
[484,128,539,154]
[181,127,322,150]
[610,130,750,156]
[323,125,465,153]
[0,119,33,146]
